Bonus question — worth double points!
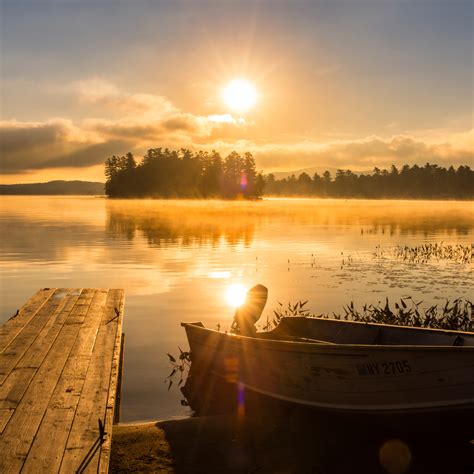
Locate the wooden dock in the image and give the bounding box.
[0,288,124,473]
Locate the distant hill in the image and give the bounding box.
[0,180,104,195]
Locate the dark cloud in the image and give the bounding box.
[0,121,66,154]
[0,120,131,173]
[31,140,130,170]
[162,115,198,132]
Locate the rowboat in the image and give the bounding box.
[182,316,474,414]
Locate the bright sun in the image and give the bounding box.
[222,79,257,113]
[226,284,247,308]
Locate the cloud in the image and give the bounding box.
[73,78,176,116]
[251,132,474,172]
[0,119,110,173]
[0,80,246,173]
[1,116,472,175]
[207,114,246,125]
[1,78,472,176]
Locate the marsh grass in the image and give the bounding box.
[270,297,473,332]
[262,300,311,330]
[375,242,472,264]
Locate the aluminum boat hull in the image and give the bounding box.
[182,318,474,413]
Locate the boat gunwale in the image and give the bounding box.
[269,316,474,338]
[181,320,474,352]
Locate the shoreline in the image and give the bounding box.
[110,410,474,473]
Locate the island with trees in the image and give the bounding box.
[105,148,264,199]
[105,148,473,200]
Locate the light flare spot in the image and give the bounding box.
[226,284,247,308]
[378,438,412,474]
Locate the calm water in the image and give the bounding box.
[0,196,472,421]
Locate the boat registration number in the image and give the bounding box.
[356,360,412,376]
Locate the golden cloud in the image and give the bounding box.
[1,79,472,175]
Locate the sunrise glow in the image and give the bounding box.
[222,79,257,113]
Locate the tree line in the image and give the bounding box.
[265,164,473,199]
[105,148,264,199]
[105,150,473,199]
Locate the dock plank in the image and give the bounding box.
[0,288,56,353]
[99,289,125,473]
[0,289,74,385]
[0,289,96,474]
[60,289,124,473]
[0,288,124,474]
[22,289,109,473]
[0,289,79,412]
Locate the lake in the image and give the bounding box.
[0,196,472,421]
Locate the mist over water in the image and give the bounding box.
[0,196,472,421]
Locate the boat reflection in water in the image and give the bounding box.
[178,285,474,472]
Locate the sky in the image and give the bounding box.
[0,0,473,183]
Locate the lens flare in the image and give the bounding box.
[379,438,412,474]
[226,284,247,307]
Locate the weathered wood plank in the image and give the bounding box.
[99,289,125,473]
[0,290,79,412]
[23,408,77,472]
[21,289,109,473]
[113,332,125,425]
[0,288,56,353]
[59,289,124,474]
[0,288,125,474]
[0,368,36,426]
[0,289,96,474]
[0,408,14,434]
[0,289,73,385]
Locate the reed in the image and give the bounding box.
[375,242,472,264]
[269,297,473,332]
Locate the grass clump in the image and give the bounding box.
[270,297,473,332]
[393,242,472,264]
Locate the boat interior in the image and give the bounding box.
[259,317,474,346]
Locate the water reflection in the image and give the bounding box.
[105,199,473,250]
[0,196,472,422]
[106,203,255,248]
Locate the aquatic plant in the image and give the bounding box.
[375,242,472,264]
[333,297,473,332]
[269,297,473,332]
[261,300,310,330]
[165,347,191,393]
